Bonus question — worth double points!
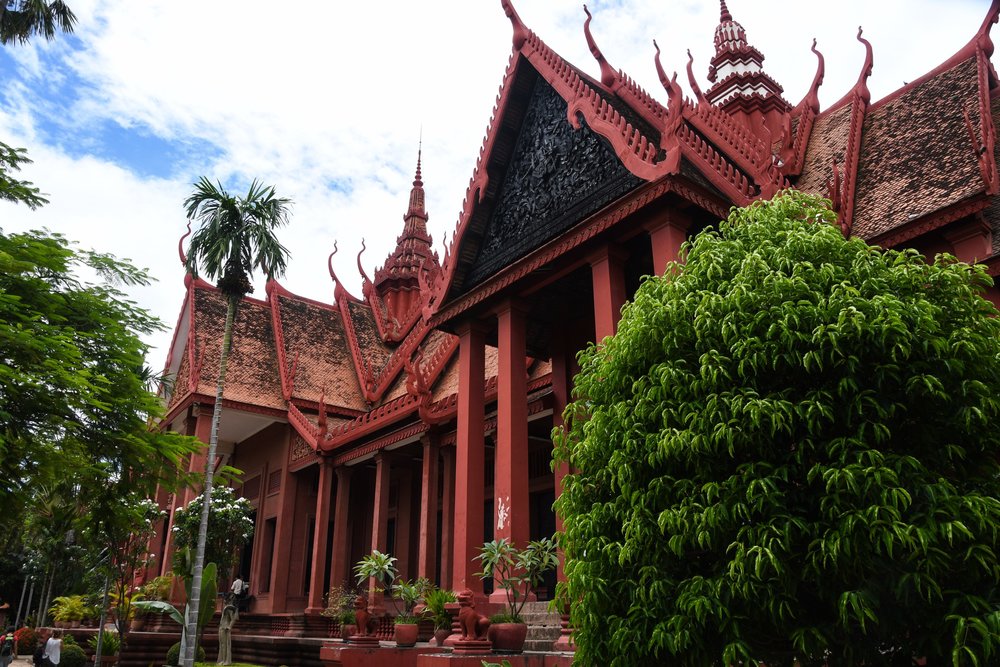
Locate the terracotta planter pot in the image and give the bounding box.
[433,627,451,646]
[489,622,527,654]
[394,623,419,647]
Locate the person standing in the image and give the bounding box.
[0,626,15,667]
[42,629,61,667]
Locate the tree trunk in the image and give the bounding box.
[39,567,55,627]
[183,296,237,667]
[14,577,27,628]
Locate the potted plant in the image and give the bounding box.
[354,550,429,648]
[421,587,457,646]
[391,578,430,648]
[476,537,558,654]
[320,585,358,640]
[87,630,121,665]
[50,595,87,628]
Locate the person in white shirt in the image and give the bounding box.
[42,629,62,667]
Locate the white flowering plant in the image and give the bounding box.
[171,486,254,578]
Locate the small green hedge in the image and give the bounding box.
[166,642,206,667]
[60,644,87,667]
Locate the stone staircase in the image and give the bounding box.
[519,601,563,652]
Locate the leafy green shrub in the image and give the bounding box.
[554,191,1000,666]
[166,642,206,666]
[60,644,87,667]
[88,631,121,656]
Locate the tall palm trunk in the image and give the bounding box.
[183,297,236,667]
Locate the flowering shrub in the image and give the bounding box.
[171,486,254,576]
[14,627,36,654]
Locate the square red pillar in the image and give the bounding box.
[417,437,440,582]
[589,246,627,341]
[647,212,690,276]
[490,300,530,602]
[330,466,353,589]
[452,321,487,594]
[306,458,334,613]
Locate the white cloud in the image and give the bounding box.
[0,0,990,365]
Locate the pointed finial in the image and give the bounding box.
[720,0,732,22]
[178,220,192,267]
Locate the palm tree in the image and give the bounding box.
[181,177,291,667]
[1,1,77,46]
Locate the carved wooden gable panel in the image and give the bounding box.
[466,78,642,286]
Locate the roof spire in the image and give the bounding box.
[720,0,732,22]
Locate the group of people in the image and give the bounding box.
[0,627,62,667]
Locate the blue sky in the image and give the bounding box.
[0,0,989,365]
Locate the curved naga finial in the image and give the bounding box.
[801,39,825,113]
[356,238,372,285]
[584,5,617,88]
[327,241,340,285]
[500,0,529,50]
[178,220,192,267]
[855,27,873,106]
[653,40,682,103]
[653,39,683,173]
[686,49,706,104]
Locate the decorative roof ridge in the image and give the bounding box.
[266,277,339,311]
[188,275,270,307]
[328,242,363,305]
[265,280,301,402]
[186,279,205,393]
[676,123,755,201]
[160,278,193,387]
[336,293,377,404]
[777,40,824,177]
[177,220,191,266]
[366,319,434,402]
[871,0,999,112]
[581,5,668,129]
[684,97,771,178]
[960,52,1000,196]
[686,50,707,105]
[317,392,422,452]
[406,334,460,425]
[826,28,872,237]
[827,27,873,113]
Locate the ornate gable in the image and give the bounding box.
[465,76,641,287]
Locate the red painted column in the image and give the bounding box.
[589,246,628,341]
[551,334,571,584]
[944,216,993,264]
[305,458,334,614]
[417,436,440,582]
[453,321,487,595]
[490,300,530,603]
[330,466,353,589]
[369,452,391,605]
[647,212,690,276]
[268,456,298,612]
[440,445,455,589]
[396,467,414,579]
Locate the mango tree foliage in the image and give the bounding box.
[0,229,198,524]
[554,191,1000,666]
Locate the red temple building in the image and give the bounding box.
[147,0,1000,655]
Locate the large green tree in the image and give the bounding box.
[180,177,291,667]
[1,0,75,45]
[554,191,1000,666]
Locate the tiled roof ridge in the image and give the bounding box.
[685,99,770,179]
[406,334,460,424]
[265,282,297,401]
[826,29,873,237]
[970,52,1000,195]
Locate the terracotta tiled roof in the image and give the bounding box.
[193,287,284,411]
[274,293,366,412]
[985,96,1000,257]
[346,301,393,377]
[796,103,852,194]
[852,57,984,240]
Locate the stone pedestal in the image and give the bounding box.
[451,639,492,655]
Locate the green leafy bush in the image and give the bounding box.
[166,642,206,666]
[60,644,87,667]
[554,191,1000,665]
